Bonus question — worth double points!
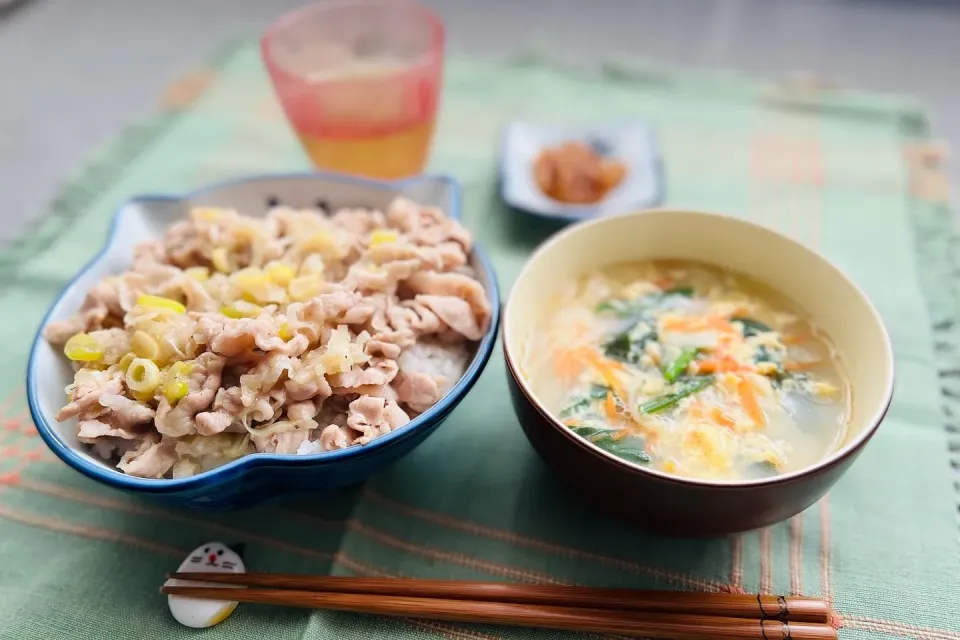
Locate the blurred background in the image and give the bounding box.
[1,0,958,240]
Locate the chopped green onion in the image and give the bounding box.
[639,376,715,414]
[662,348,698,383]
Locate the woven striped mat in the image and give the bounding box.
[0,40,957,639]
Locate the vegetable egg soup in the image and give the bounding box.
[524,261,850,481]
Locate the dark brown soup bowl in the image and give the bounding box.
[503,209,894,536]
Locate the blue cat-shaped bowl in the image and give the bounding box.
[27,172,500,509]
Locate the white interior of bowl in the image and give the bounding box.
[31,173,486,474]
[504,209,894,481]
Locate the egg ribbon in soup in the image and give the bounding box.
[524,261,849,481]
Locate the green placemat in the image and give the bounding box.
[0,40,957,640]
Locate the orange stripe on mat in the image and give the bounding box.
[729,534,744,593]
[759,527,773,595]
[818,497,833,605]
[789,515,803,596]
[0,437,47,489]
[5,406,31,432]
[406,620,503,640]
[11,478,334,562]
[336,551,396,578]
[366,491,730,592]
[844,615,960,640]
[349,520,566,585]
[0,503,184,557]
[0,387,24,418]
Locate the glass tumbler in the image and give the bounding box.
[261,0,444,180]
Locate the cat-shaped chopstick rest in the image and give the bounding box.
[165,542,246,628]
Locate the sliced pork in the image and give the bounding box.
[48,196,489,477]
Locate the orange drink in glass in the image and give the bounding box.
[261,0,444,180]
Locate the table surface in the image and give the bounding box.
[1,0,959,242]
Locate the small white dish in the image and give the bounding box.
[498,119,665,223]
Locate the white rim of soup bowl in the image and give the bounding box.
[503,207,895,489]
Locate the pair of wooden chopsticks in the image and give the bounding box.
[162,573,838,639]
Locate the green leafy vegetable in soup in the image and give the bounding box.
[523,260,850,481]
[639,375,715,414]
[570,425,652,464]
[603,322,656,364]
[732,317,773,337]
